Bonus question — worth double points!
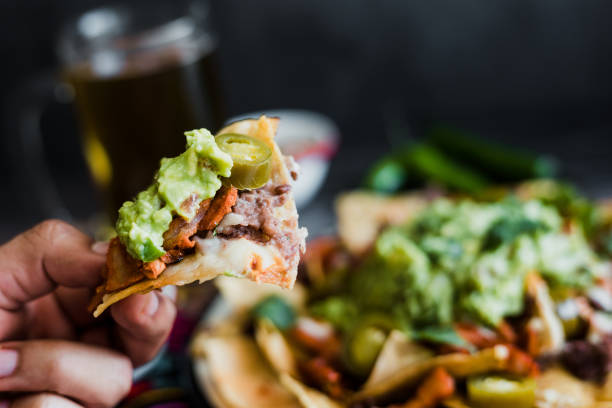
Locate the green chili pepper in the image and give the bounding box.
[216,133,272,189]
[467,376,535,408]
[408,144,489,193]
[428,124,559,181]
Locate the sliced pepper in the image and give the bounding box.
[344,314,395,375]
[345,325,387,375]
[467,375,535,408]
[216,133,272,189]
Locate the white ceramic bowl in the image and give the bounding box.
[226,110,339,208]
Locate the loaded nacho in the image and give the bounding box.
[90,116,307,317]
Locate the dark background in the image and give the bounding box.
[1,0,612,242]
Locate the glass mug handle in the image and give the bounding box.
[11,71,75,222]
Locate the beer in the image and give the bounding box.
[67,46,224,218]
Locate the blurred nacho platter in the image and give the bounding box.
[191,179,612,407]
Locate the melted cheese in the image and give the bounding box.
[194,237,284,280]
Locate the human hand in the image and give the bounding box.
[0,220,177,407]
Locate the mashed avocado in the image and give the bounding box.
[313,198,603,330]
[116,129,233,262]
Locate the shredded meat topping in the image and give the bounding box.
[561,337,612,382]
[199,185,238,231]
[218,184,290,234]
[160,248,186,264]
[163,197,211,250]
[216,225,269,242]
[141,259,166,280]
[216,182,304,271]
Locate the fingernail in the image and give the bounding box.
[143,293,159,316]
[0,349,18,377]
[91,241,110,255]
[161,285,177,301]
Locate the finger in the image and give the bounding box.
[0,220,105,311]
[0,309,24,341]
[12,393,83,408]
[0,340,132,407]
[111,288,177,366]
[80,325,112,349]
[2,288,95,341]
[54,286,98,327]
[21,293,75,340]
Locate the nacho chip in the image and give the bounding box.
[354,344,530,402]
[336,191,426,254]
[279,374,345,408]
[255,319,300,378]
[90,116,307,316]
[526,273,565,354]
[215,275,306,311]
[104,237,144,292]
[193,334,301,408]
[363,330,433,390]
[535,366,596,408]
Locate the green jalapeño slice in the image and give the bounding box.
[467,375,535,408]
[216,133,272,189]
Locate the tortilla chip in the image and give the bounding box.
[336,191,427,254]
[354,344,517,402]
[192,334,301,408]
[105,237,144,291]
[92,244,218,317]
[535,366,596,408]
[91,116,306,317]
[215,275,306,311]
[362,330,433,390]
[526,273,565,354]
[279,374,345,408]
[190,314,249,356]
[255,319,299,378]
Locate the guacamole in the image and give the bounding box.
[313,198,603,330]
[116,129,233,262]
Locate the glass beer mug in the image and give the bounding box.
[16,1,224,233]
